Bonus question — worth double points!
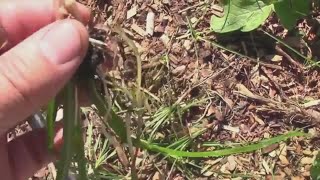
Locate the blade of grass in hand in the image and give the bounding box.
[74,110,88,180]
[46,99,57,151]
[138,131,307,157]
[57,81,78,180]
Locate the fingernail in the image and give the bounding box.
[40,20,83,65]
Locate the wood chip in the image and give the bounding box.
[183,39,192,50]
[127,6,137,19]
[302,149,313,156]
[172,65,186,75]
[223,125,240,133]
[131,24,147,36]
[160,34,170,47]
[251,113,265,125]
[262,160,272,174]
[235,84,255,98]
[300,157,313,165]
[226,156,237,171]
[291,176,305,180]
[262,143,279,154]
[190,17,198,24]
[152,171,161,180]
[279,155,289,165]
[211,4,223,12]
[146,11,155,36]
[206,105,215,116]
[266,55,283,62]
[162,0,171,5]
[303,99,320,108]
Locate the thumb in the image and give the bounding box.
[0,19,88,134]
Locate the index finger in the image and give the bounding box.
[0,0,90,52]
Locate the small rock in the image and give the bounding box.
[300,157,313,165]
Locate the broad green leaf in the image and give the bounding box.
[273,0,310,29]
[138,131,306,157]
[311,152,320,180]
[211,0,273,33]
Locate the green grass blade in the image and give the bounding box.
[74,112,88,180]
[57,81,77,180]
[311,152,320,180]
[87,79,128,142]
[46,99,57,151]
[138,131,307,157]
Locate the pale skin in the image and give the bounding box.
[0,0,90,179]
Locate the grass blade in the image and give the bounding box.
[311,152,320,180]
[46,99,57,151]
[74,110,88,180]
[57,81,77,180]
[138,131,307,157]
[87,78,127,142]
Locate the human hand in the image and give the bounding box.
[0,0,90,179]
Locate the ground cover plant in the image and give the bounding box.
[24,0,320,179]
